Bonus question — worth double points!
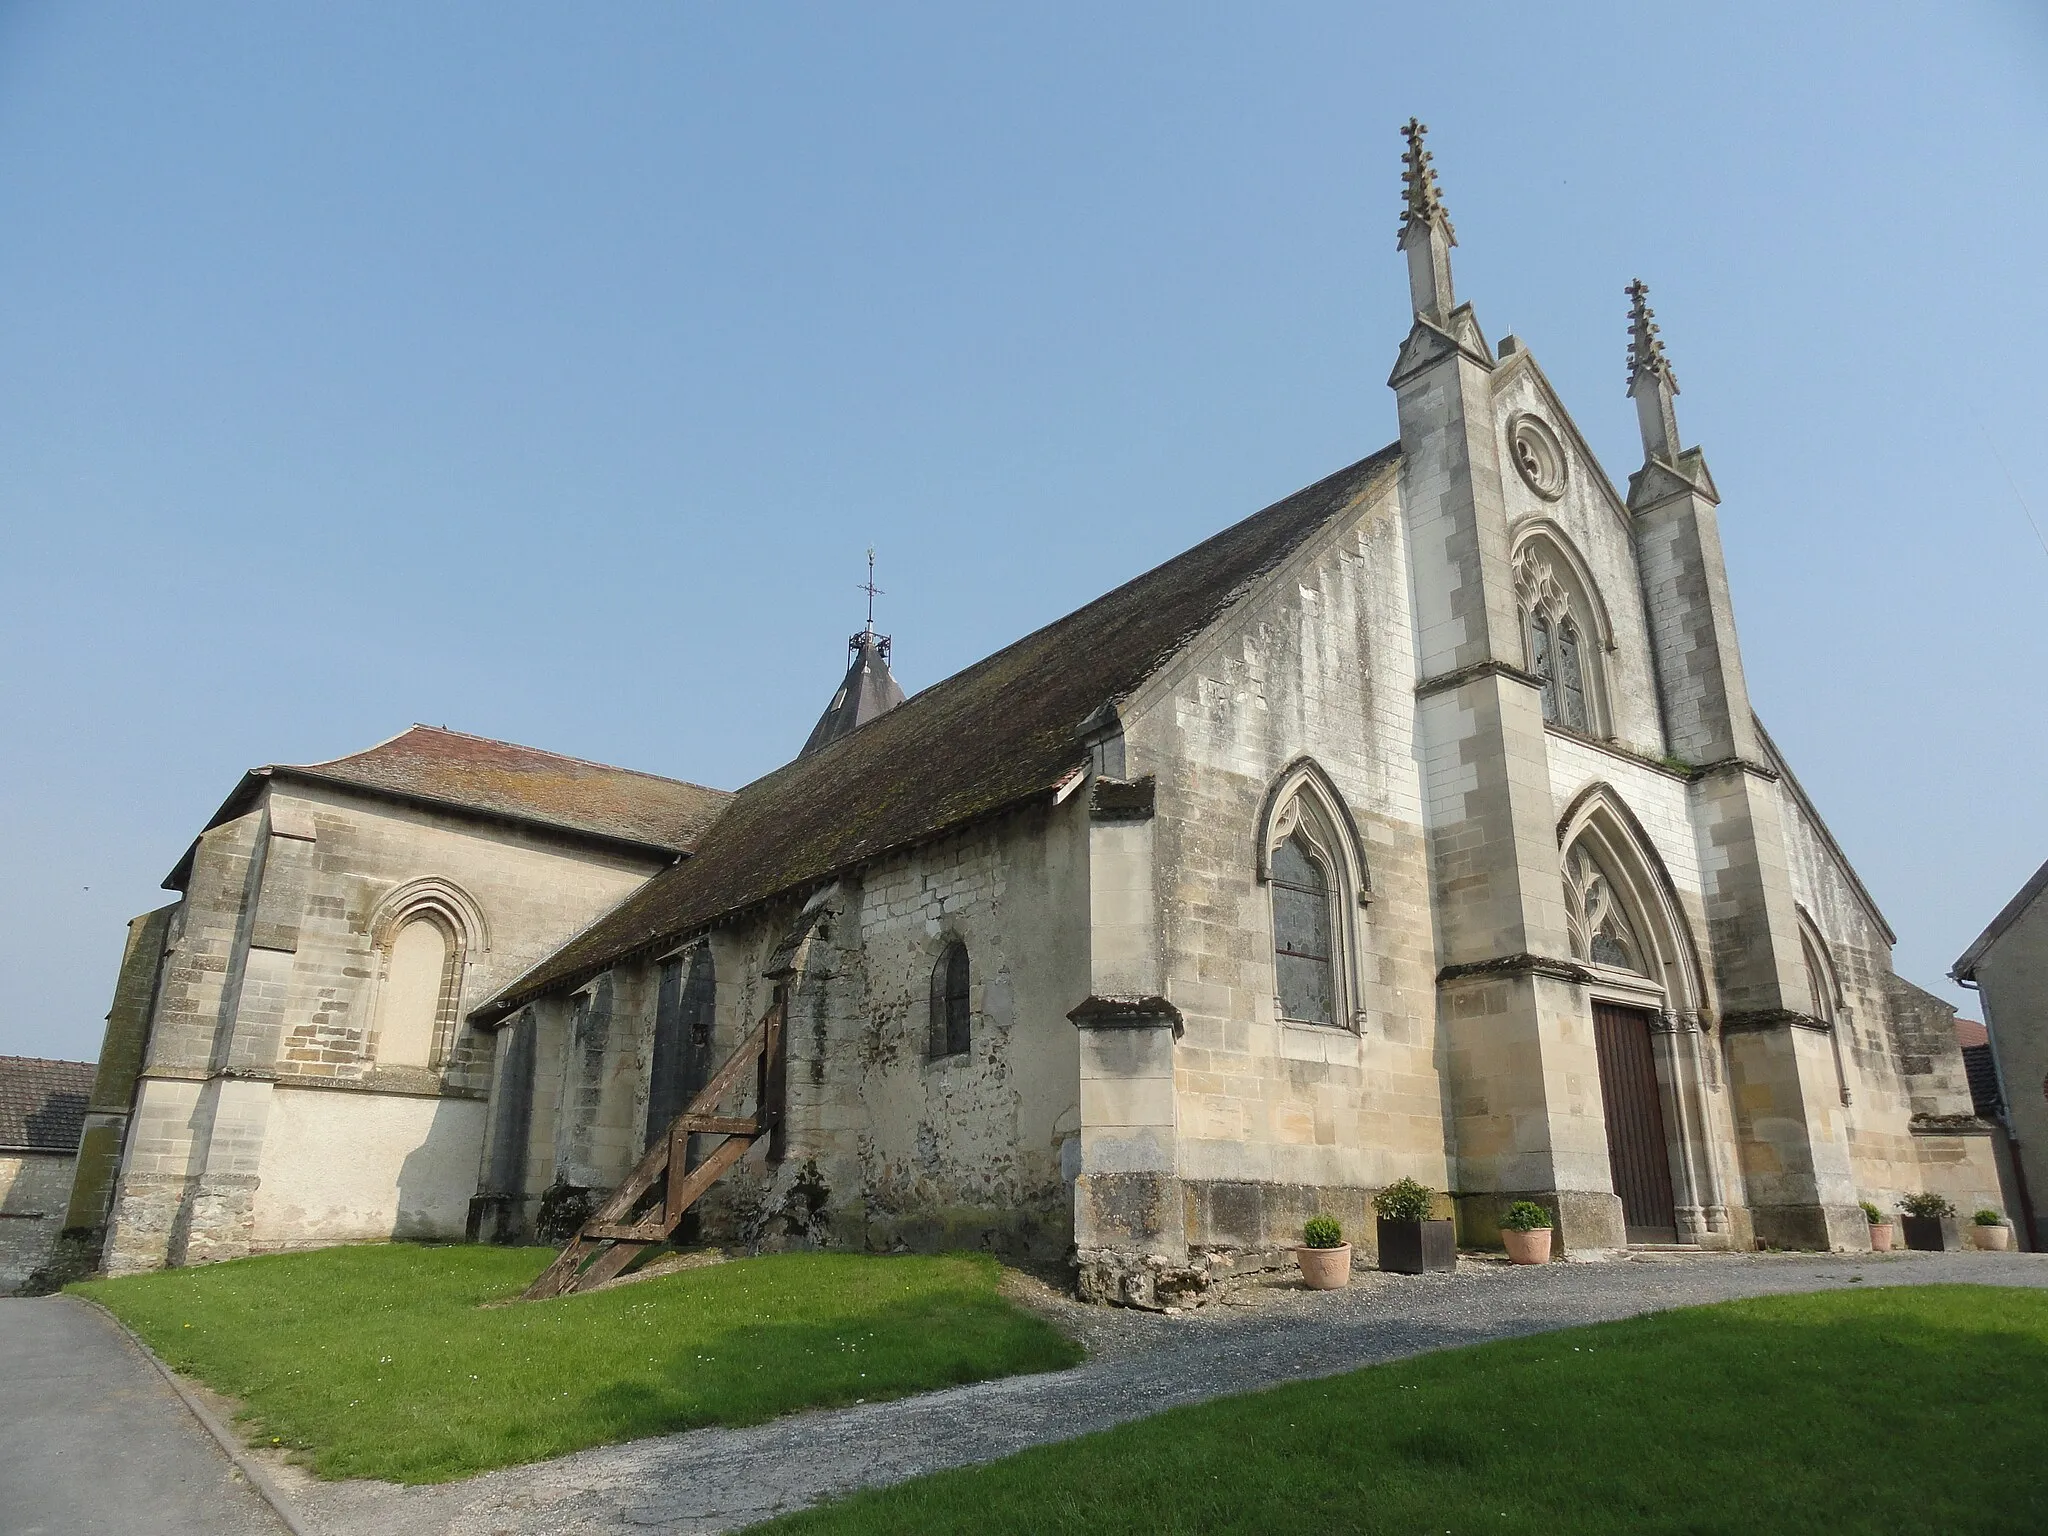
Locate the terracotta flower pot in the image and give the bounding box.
[1867,1222,1894,1253]
[1972,1224,2012,1252]
[1296,1243,1353,1289]
[1502,1226,1552,1265]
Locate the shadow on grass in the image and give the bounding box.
[763,1285,2048,1536]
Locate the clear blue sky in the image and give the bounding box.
[3,3,2044,1061]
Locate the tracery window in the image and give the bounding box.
[1272,832,1336,1025]
[1259,762,1369,1032]
[1514,541,1599,733]
[930,941,971,1058]
[1564,843,1648,975]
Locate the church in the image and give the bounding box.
[57,124,2006,1302]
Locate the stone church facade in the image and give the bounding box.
[68,125,2002,1296]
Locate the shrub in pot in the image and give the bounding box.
[1860,1200,1894,1253]
[1499,1200,1554,1265]
[1295,1215,1353,1289]
[1899,1193,1956,1252]
[1971,1209,2012,1252]
[1374,1177,1455,1274]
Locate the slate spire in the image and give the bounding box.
[800,553,907,757]
[1626,278,1682,463]
[1397,118,1457,321]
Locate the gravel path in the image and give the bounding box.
[270,1249,2046,1536]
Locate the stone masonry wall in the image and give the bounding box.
[1125,466,1452,1263]
[501,801,1091,1262]
[105,783,669,1272]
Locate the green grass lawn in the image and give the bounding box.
[763,1285,2048,1536]
[73,1245,1080,1484]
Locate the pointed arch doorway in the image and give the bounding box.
[1592,1000,1678,1243]
[1558,784,1729,1247]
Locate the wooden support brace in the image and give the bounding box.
[520,1001,784,1302]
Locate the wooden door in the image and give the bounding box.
[1592,1001,1678,1243]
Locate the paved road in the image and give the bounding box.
[277,1248,2048,1536]
[0,1295,287,1536]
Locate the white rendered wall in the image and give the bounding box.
[251,1085,486,1249]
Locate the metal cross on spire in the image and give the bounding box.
[858,548,883,635]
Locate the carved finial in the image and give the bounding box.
[1625,279,1677,395]
[1398,118,1456,248]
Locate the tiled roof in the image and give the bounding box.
[477,444,1403,1021]
[191,727,732,867]
[1953,1017,1989,1049]
[0,1056,95,1154]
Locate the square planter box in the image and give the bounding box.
[1901,1215,1958,1252]
[1378,1216,1456,1274]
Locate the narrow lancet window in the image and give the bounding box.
[1528,612,1558,723]
[930,942,971,1058]
[1272,832,1336,1025]
[1556,622,1588,730]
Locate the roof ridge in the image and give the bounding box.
[474,442,1404,1022]
[298,724,731,797]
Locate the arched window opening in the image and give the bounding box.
[1257,760,1370,1033]
[930,942,970,1058]
[1527,611,1556,722]
[1564,844,1648,976]
[1272,832,1336,1025]
[1799,916,1854,1107]
[1514,537,1605,735]
[377,915,453,1067]
[649,945,718,1151]
[1556,622,1588,730]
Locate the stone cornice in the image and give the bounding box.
[1415,659,1545,699]
[1908,1114,1996,1138]
[1719,1008,1831,1035]
[1068,995,1185,1037]
[1437,952,1594,986]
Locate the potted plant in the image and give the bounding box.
[1861,1200,1894,1253]
[1374,1177,1456,1274]
[1899,1193,1956,1252]
[1295,1216,1353,1289]
[1971,1209,2013,1252]
[1499,1200,1553,1265]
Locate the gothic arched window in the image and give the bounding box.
[930,942,971,1058]
[648,944,717,1147]
[1272,832,1336,1025]
[1514,536,1604,735]
[1258,761,1370,1032]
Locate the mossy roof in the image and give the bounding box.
[475,443,1402,1023]
[172,727,732,888]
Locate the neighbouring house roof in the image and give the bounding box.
[0,1056,95,1155]
[167,726,733,888]
[1953,855,2048,982]
[475,443,1404,1023]
[1953,1017,1989,1050]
